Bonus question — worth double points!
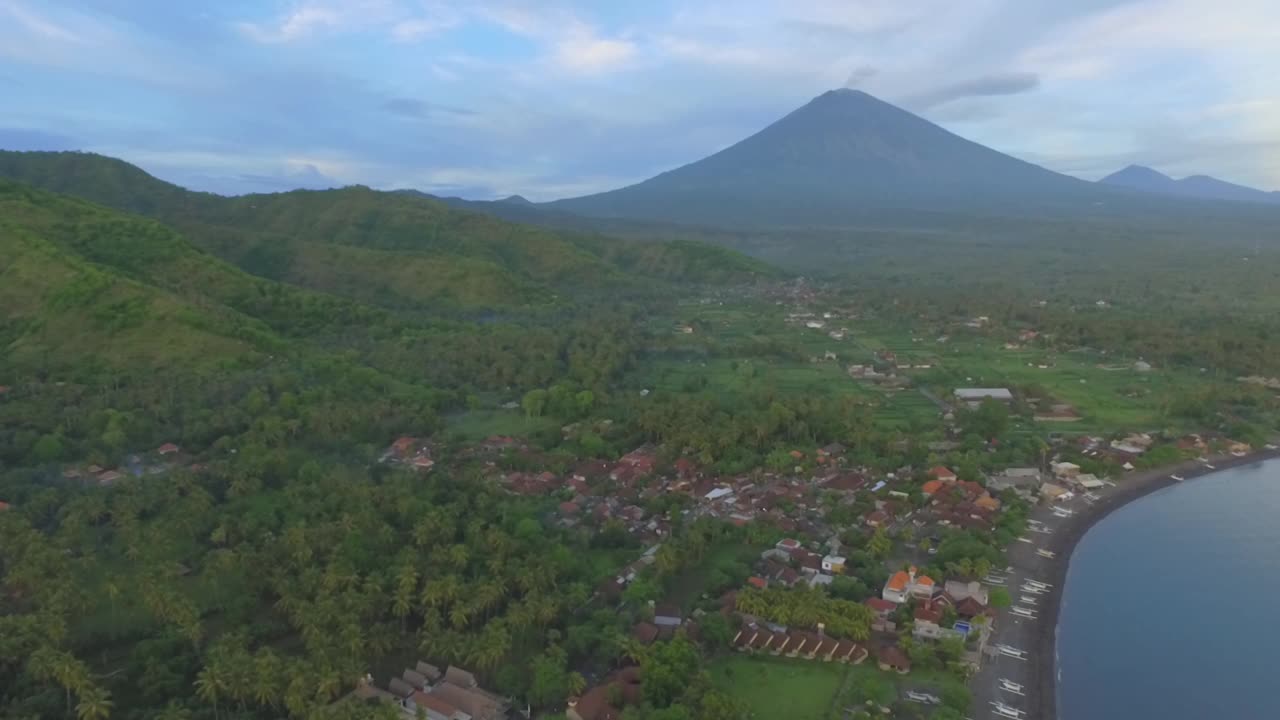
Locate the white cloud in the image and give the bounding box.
[238,0,457,44]
[553,29,637,74]
[0,0,80,42]
[238,3,347,43]
[391,18,447,41]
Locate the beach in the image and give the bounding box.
[969,445,1280,720]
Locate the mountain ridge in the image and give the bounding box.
[0,151,777,310]
[1099,164,1280,205]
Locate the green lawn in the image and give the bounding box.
[445,409,558,441]
[709,655,848,720]
[646,300,1220,439]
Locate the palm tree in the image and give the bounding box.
[155,701,192,720]
[618,637,649,666]
[75,687,113,720]
[567,672,587,697]
[194,667,224,720]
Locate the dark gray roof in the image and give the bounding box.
[387,677,415,698]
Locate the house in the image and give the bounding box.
[386,676,414,698]
[97,470,123,485]
[1226,440,1252,455]
[653,605,682,627]
[567,667,641,720]
[953,388,1014,405]
[921,480,945,497]
[988,468,1042,493]
[943,580,989,606]
[391,436,418,457]
[632,622,660,645]
[0,501,9,511]
[406,691,468,720]
[403,668,430,690]
[747,576,768,590]
[1051,461,1081,479]
[413,456,436,470]
[913,602,945,640]
[928,466,958,483]
[1040,483,1070,502]
[883,567,936,603]
[157,443,180,456]
[882,571,911,603]
[953,596,989,620]
[430,667,507,720]
[865,510,889,528]
[974,495,1001,512]
[866,597,896,619]
[775,538,802,552]
[821,555,846,575]
[1072,474,1105,491]
[877,645,912,674]
[818,443,846,458]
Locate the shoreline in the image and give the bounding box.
[1022,446,1280,720]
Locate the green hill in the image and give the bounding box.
[0,152,777,311]
[0,180,276,374]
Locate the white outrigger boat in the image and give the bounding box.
[999,679,1025,695]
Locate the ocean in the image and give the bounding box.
[1057,458,1280,719]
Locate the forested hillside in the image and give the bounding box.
[0,179,751,720]
[0,152,775,312]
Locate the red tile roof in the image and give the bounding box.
[411,691,460,718]
[915,604,943,624]
[877,645,911,671]
[633,622,659,645]
[866,597,896,613]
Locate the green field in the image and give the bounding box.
[653,300,1223,437]
[709,655,849,720]
[446,409,559,441]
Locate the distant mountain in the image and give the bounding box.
[1100,165,1280,205]
[547,89,1138,227]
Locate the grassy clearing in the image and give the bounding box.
[446,409,558,441]
[662,541,769,613]
[650,299,1213,438]
[709,654,848,720]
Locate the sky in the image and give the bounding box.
[2,0,1278,199]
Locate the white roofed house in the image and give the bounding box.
[1051,461,1081,479]
[987,468,1042,496]
[953,388,1014,406]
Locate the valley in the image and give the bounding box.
[3,86,1280,720]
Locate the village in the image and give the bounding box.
[353,407,1262,720]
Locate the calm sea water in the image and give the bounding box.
[1057,458,1280,719]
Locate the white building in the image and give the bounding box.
[954,388,1014,404]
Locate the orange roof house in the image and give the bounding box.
[929,466,958,483]
[922,479,945,496]
[883,566,935,603]
[975,495,1002,512]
